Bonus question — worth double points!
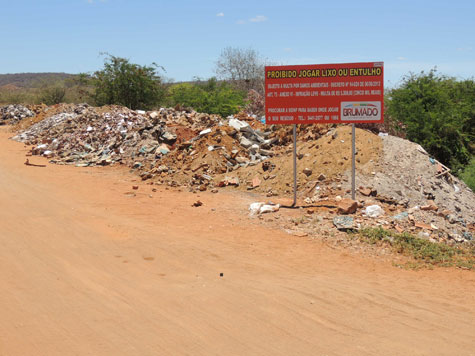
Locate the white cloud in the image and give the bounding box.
[457,46,473,52]
[236,19,246,25]
[216,12,224,17]
[249,15,267,23]
[397,56,407,61]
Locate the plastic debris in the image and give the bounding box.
[249,202,280,216]
[365,205,384,218]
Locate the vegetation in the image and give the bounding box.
[460,158,475,191]
[2,63,474,183]
[0,73,90,105]
[39,86,66,105]
[166,78,246,117]
[0,73,74,88]
[386,70,474,175]
[215,47,265,94]
[354,227,475,270]
[91,54,165,110]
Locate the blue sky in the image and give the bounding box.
[1,0,474,87]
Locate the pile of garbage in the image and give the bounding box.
[12,105,296,174]
[14,105,159,166]
[0,104,34,125]
[10,103,474,245]
[287,127,475,245]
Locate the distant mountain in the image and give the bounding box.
[0,73,76,88]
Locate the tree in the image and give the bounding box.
[92,54,165,110]
[215,47,265,94]
[167,78,246,117]
[39,86,66,105]
[386,69,474,172]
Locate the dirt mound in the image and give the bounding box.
[10,103,474,245]
[211,125,381,196]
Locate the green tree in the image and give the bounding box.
[386,69,474,172]
[39,86,66,105]
[167,78,245,117]
[92,54,165,110]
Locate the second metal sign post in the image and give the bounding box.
[265,62,384,205]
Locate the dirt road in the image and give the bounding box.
[1,127,474,356]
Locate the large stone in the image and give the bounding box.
[229,118,250,132]
[359,187,372,196]
[161,131,177,143]
[333,216,355,230]
[337,198,358,214]
[239,136,253,148]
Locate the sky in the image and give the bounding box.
[1,0,474,87]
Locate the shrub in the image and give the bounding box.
[39,86,66,105]
[167,78,245,117]
[92,54,165,110]
[386,69,474,172]
[356,227,475,269]
[460,157,475,191]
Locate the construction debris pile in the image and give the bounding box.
[289,127,475,245]
[12,105,305,173]
[0,104,34,125]
[9,104,475,245]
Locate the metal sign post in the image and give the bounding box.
[351,123,356,200]
[292,124,297,207]
[265,62,384,205]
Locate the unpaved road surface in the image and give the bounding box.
[1,128,475,356]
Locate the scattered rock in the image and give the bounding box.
[414,221,433,230]
[303,168,312,177]
[337,199,358,214]
[0,104,35,125]
[359,187,377,197]
[333,216,355,230]
[421,203,438,211]
[365,205,384,218]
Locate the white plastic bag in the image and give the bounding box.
[365,205,384,218]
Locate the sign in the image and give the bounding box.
[265,62,384,124]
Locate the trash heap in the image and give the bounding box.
[12,105,296,174]
[288,127,475,245]
[11,103,474,245]
[0,104,34,125]
[14,105,154,166]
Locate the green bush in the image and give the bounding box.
[92,54,165,110]
[167,78,245,117]
[39,86,66,105]
[460,157,475,191]
[386,70,474,172]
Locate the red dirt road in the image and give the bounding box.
[1,128,474,356]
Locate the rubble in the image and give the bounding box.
[0,104,34,125]
[365,205,384,218]
[333,216,355,231]
[337,199,358,215]
[7,103,474,247]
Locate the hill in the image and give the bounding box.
[0,73,76,88]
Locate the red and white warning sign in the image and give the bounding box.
[265,62,384,124]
